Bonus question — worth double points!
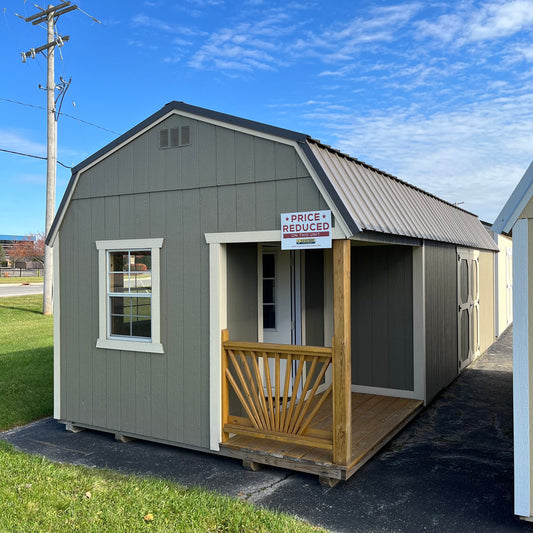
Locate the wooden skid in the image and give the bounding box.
[220,392,423,481]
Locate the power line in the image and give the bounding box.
[0,96,120,134]
[0,147,72,168]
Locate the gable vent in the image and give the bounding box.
[180,125,191,146]
[159,125,192,149]
[170,127,179,147]
[159,129,169,149]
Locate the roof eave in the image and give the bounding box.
[493,159,533,234]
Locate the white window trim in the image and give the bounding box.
[95,238,164,354]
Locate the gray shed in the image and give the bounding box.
[47,101,498,483]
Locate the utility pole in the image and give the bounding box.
[20,2,77,315]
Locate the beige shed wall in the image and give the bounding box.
[479,251,495,355]
[496,233,513,336]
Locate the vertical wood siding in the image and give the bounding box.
[59,117,325,450]
[227,244,258,342]
[350,245,414,391]
[424,242,458,402]
[305,250,325,347]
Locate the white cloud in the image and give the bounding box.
[416,14,463,42]
[186,0,224,5]
[131,14,205,37]
[417,1,533,45]
[514,44,533,60]
[468,0,533,41]
[289,3,422,63]
[17,174,46,185]
[131,14,173,32]
[187,3,424,73]
[0,130,46,157]
[309,94,533,222]
[188,14,295,71]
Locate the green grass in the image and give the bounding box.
[0,295,325,533]
[0,441,322,532]
[0,276,43,284]
[0,295,53,430]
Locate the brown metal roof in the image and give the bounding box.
[307,139,498,251]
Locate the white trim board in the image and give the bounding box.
[209,242,227,451]
[512,218,531,517]
[493,160,533,235]
[351,384,419,400]
[205,226,345,245]
[53,240,61,419]
[412,245,426,403]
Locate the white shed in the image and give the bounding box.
[493,160,533,520]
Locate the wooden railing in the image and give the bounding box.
[221,330,333,450]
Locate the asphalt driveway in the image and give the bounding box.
[1,327,529,532]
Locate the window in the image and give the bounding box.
[96,238,164,353]
[262,253,276,329]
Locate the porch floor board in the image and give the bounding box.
[219,392,423,481]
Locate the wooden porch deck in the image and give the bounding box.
[219,392,423,481]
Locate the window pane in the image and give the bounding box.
[109,272,127,293]
[110,296,151,338]
[132,319,151,338]
[110,251,129,272]
[132,251,151,271]
[111,314,131,336]
[263,304,275,329]
[131,296,151,338]
[130,273,152,293]
[263,279,274,304]
[110,295,128,316]
[263,254,275,278]
[130,297,151,318]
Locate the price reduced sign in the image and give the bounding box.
[281,210,332,250]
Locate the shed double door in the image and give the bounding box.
[457,249,480,371]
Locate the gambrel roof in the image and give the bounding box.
[47,101,497,251]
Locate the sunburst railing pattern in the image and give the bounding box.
[221,330,333,450]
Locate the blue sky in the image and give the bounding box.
[2,0,533,235]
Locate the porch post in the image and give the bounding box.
[333,239,352,465]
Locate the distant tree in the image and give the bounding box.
[0,244,5,266]
[32,233,45,266]
[9,234,44,268]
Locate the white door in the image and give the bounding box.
[261,249,293,344]
[259,247,301,395]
